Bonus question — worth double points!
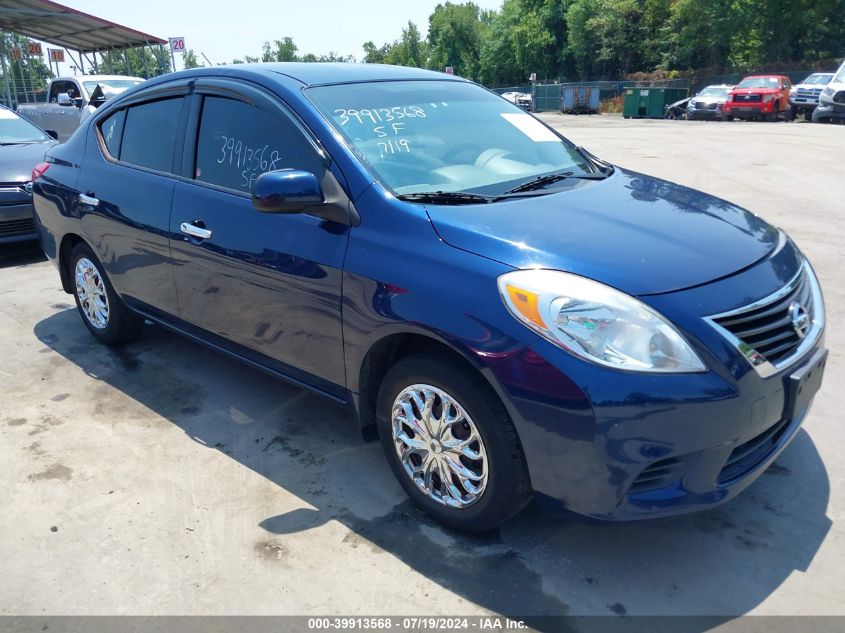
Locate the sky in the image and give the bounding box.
[36,0,503,76]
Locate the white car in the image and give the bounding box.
[17,75,143,142]
[500,91,533,111]
[789,72,834,120]
[813,61,845,123]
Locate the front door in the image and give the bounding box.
[169,87,349,394]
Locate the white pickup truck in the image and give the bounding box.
[17,75,143,142]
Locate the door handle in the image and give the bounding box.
[180,222,213,240]
[79,193,99,207]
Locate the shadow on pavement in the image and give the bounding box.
[34,310,832,629]
[0,240,46,269]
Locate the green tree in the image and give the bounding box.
[0,32,52,103]
[382,21,427,67]
[362,41,390,64]
[566,0,646,78]
[96,47,171,78]
[183,49,201,69]
[426,2,488,79]
[262,37,299,62]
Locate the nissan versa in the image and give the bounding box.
[31,64,826,531]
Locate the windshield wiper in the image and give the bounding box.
[396,191,492,205]
[503,170,607,195]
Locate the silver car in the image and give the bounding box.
[686,85,733,120]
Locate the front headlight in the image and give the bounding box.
[762,94,774,103]
[822,87,834,97]
[498,270,706,372]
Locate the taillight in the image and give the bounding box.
[32,162,50,181]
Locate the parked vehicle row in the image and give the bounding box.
[666,62,844,123]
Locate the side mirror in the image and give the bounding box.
[44,129,59,140]
[252,169,324,214]
[57,93,73,106]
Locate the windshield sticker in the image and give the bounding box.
[499,113,559,142]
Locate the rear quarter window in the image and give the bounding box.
[98,109,126,159]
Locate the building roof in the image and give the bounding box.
[0,0,166,52]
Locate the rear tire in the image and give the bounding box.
[376,352,532,532]
[69,242,144,345]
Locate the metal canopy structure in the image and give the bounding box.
[0,0,169,107]
[0,0,166,52]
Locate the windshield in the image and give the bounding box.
[698,86,729,97]
[803,74,832,85]
[306,80,592,196]
[735,77,780,89]
[0,108,49,144]
[835,64,845,84]
[82,79,142,94]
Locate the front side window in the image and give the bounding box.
[119,98,183,173]
[193,96,323,192]
[49,81,78,102]
[306,80,591,196]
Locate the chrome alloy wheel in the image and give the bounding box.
[75,257,110,330]
[391,384,488,508]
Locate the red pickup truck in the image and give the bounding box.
[724,75,792,121]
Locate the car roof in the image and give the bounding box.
[256,62,464,86]
[741,74,789,79]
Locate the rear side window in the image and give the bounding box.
[99,109,126,158]
[120,98,184,173]
[194,96,323,192]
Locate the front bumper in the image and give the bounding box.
[813,102,845,121]
[686,106,725,119]
[487,243,826,520]
[0,186,37,244]
[725,101,775,116]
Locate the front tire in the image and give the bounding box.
[69,242,143,345]
[376,352,532,532]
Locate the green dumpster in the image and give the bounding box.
[623,87,688,119]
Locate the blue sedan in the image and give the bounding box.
[31,64,827,531]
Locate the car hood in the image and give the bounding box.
[731,87,780,96]
[425,168,780,296]
[691,95,727,104]
[793,82,827,90]
[0,141,55,183]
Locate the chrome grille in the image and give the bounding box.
[707,263,824,377]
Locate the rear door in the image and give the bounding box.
[75,86,190,317]
[168,80,350,394]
